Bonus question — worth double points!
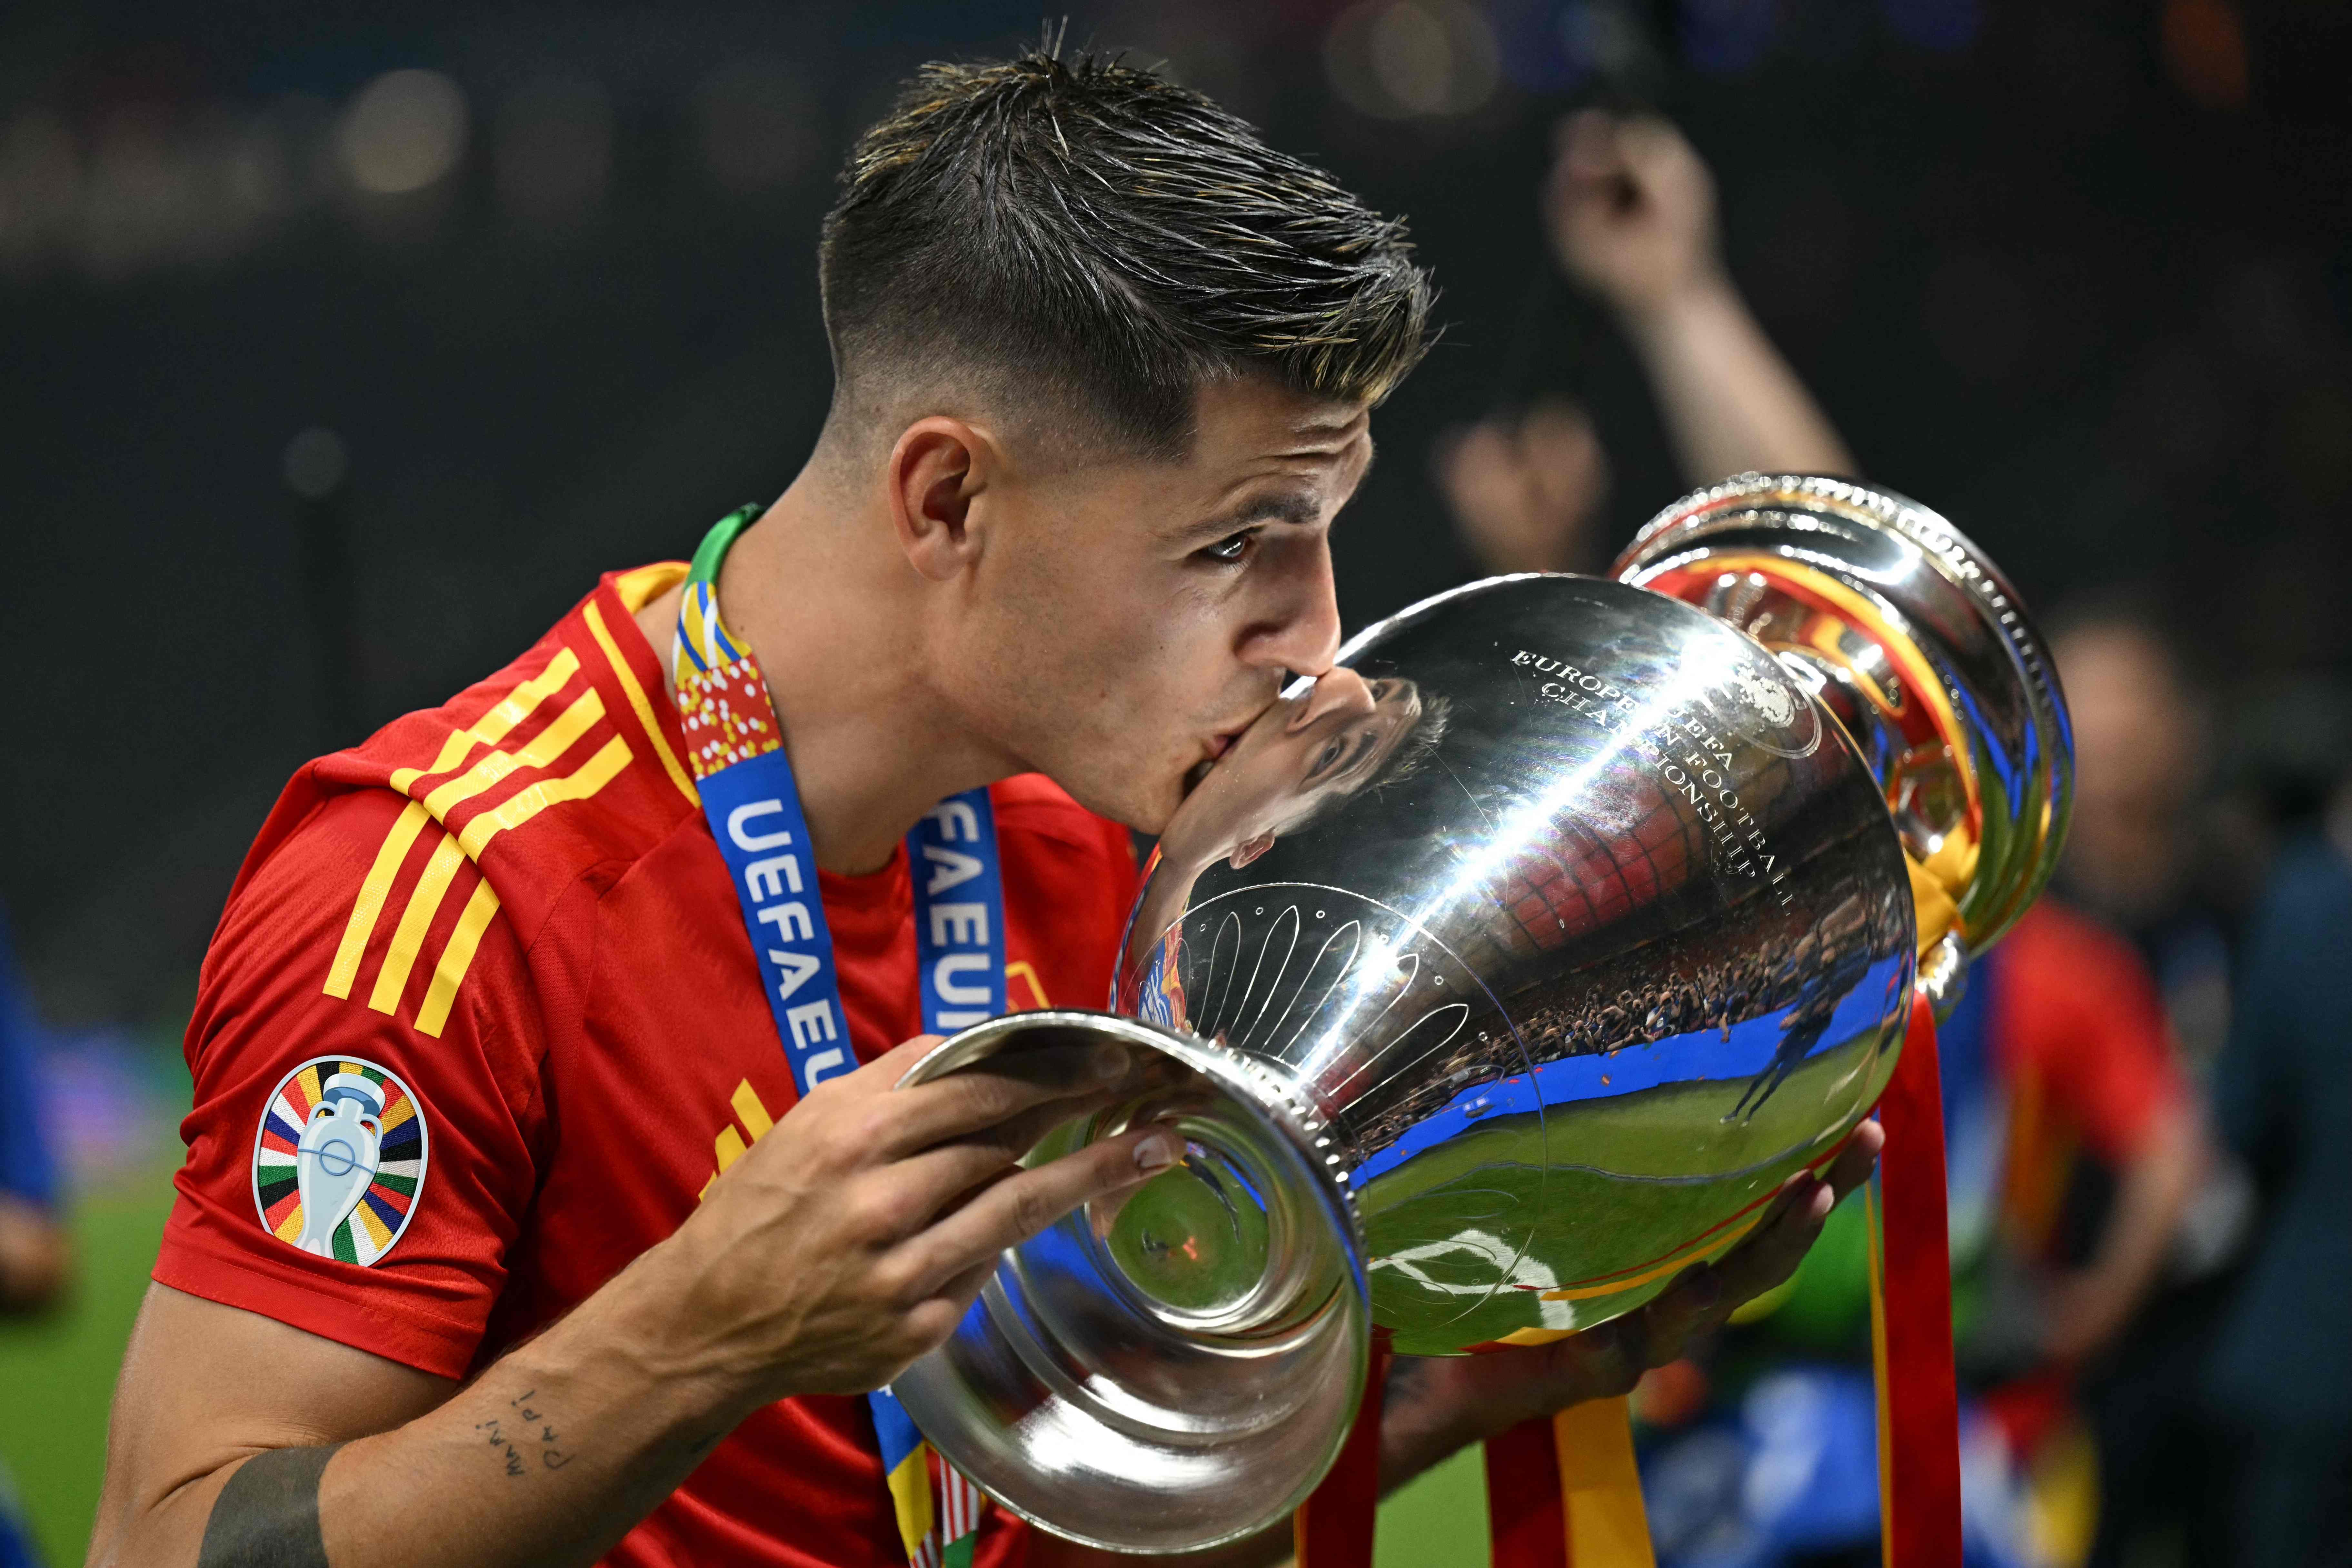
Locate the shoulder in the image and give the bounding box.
[302,566,698,925]
[214,565,700,1041]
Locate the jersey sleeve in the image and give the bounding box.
[153,785,549,1380]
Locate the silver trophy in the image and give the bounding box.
[893,475,2071,1553]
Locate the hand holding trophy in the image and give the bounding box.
[891,474,2072,1560]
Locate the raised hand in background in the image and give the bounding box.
[1435,397,1611,576]
[1546,110,1857,489]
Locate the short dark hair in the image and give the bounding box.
[819,48,1436,456]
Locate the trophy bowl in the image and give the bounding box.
[892,476,2070,1553]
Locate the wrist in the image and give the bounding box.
[1373,1362,1442,1484]
[573,1231,778,1431]
[1376,1360,1530,1489]
[1611,265,1739,343]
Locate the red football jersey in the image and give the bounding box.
[155,562,1141,1568]
[1987,898,2190,1251]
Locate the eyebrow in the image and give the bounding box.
[1184,489,1321,541]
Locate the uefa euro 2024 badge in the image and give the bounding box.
[251,1057,428,1266]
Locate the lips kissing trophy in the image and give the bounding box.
[890,474,2072,1567]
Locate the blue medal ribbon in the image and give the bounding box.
[677,507,1002,1567]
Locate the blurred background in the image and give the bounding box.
[2,1,2348,1565]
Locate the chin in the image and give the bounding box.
[1038,759,1181,837]
[1108,777,1183,838]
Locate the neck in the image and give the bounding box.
[701,467,1014,875]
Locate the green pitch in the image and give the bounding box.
[0,1171,177,1566]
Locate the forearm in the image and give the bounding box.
[1617,276,1858,487]
[322,1258,752,1567]
[107,1249,758,1568]
[2060,1106,2202,1352]
[0,1195,68,1312]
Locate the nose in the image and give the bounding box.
[1288,666,1376,730]
[1239,533,1343,682]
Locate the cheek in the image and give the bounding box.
[1047,580,1225,710]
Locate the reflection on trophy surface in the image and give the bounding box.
[894,474,2071,1553]
[1115,569,1915,1354]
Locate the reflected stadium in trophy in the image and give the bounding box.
[890,474,2072,1554]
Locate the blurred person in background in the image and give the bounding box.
[1437,108,1855,577]
[2045,603,2250,1568]
[1432,111,2210,1568]
[1,900,69,1568]
[2193,693,2352,1568]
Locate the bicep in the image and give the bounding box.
[91,1284,452,1563]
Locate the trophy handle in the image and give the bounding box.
[1614,474,2073,966]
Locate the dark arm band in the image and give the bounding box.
[198,1442,345,1568]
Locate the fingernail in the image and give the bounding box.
[1133,1134,1177,1173]
[1091,1043,1131,1081]
[1807,1183,1835,1221]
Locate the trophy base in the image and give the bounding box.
[891,1010,1368,1554]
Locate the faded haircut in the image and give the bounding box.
[819,47,1437,457]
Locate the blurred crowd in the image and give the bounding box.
[1431,109,2352,1568]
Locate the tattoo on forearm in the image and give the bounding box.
[198,1443,344,1568]
[475,1387,576,1477]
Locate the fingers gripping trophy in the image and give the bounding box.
[891,475,2072,1564]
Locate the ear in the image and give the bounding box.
[1228,831,1277,870]
[887,417,995,582]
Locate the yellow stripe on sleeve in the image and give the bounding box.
[583,601,698,807]
[390,648,581,794]
[371,833,466,1015]
[326,801,433,1000]
[415,879,502,1038]
[420,688,606,819]
[371,691,608,1014]
[332,650,581,1004]
[455,736,632,858]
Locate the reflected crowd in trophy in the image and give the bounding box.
[3,3,2350,1568]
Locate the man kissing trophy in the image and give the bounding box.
[892,473,2071,1568]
